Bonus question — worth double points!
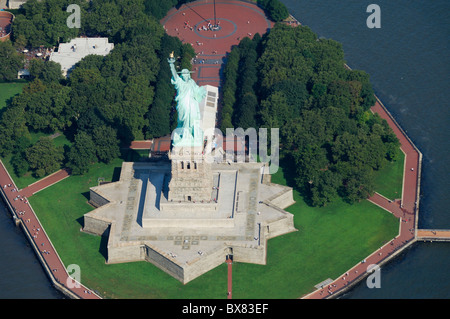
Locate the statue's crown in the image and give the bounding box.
[178,69,195,74]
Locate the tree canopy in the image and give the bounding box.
[221,24,399,206]
[0,40,24,81]
[26,136,64,177]
[1,0,194,175]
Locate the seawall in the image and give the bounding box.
[0,160,101,299]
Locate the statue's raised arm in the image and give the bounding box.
[168,51,178,80]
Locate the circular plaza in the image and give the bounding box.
[161,0,273,86]
[0,10,13,42]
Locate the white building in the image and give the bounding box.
[49,37,114,77]
[7,0,28,10]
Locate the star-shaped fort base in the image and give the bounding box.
[83,161,297,284]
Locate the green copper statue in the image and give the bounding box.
[168,52,206,147]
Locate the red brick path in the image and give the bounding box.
[0,161,100,299]
[19,168,71,198]
[227,257,232,299]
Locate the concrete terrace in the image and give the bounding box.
[83,160,296,284]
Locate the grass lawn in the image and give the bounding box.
[0,82,26,110]
[28,157,399,299]
[372,151,405,200]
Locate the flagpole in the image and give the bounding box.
[214,0,217,27]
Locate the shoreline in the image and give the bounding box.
[0,161,101,299]
[0,0,444,300]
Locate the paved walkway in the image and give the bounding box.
[0,161,99,299]
[226,257,232,299]
[417,229,450,241]
[129,140,152,150]
[19,168,71,198]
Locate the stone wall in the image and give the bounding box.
[266,185,295,210]
[264,213,296,240]
[231,244,266,265]
[83,213,110,236]
[107,242,142,264]
[89,189,110,208]
[184,245,229,284]
[144,244,184,282]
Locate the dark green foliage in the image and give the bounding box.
[25,136,64,177]
[223,36,261,130]
[0,40,24,81]
[257,24,399,206]
[0,101,29,157]
[220,48,240,133]
[222,24,399,206]
[29,59,64,83]
[1,0,195,174]
[11,136,32,176]
[257,0,289,22]
[11,0,83,47]
[8,79,72,132]
[67,131,97,175]
[144,0,178,20]
[92,125,121,163]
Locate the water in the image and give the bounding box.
[0,200,64,298]
[0,0,449,299]
[280,0,450,298]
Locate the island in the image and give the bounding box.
[0,0,443,301]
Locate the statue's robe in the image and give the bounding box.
[171,74,206,146]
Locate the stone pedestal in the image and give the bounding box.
[167,146,213,202]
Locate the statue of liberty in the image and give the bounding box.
[168,52,206,147]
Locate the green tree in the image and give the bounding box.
[0,40,24,81]
[11,136,32,176]
[26,137,64,177]
[84,0,125,38]
[309,170,342,206]
[92,125,120,163]
[220,47,240,132]
[144,0,177,20]
[0,103,29,157]
[13,79,72,132]
[12,0,83,47]
[267,0,289,22]
[232,37,260,129]
[260,91,290,128]
[67,131,97,175]
[12,151,30,176]
[235,93,258,129]
[11,14,45,48]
